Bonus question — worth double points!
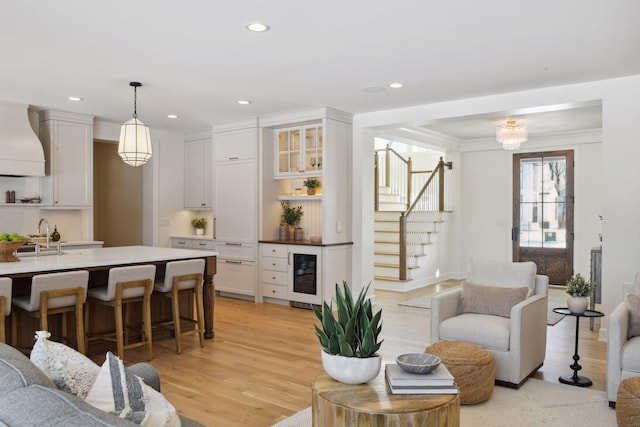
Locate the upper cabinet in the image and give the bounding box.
[184,136,213,209]
[275,124,323,178]
[39,110,94,207]
[214,125,256,161]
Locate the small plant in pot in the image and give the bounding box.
[312,281,383,384]
[566,273,592,314]
[303,178,321,195]
[191,217,207,236]
[280,201,303,240]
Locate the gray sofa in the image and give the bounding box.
[0,342,202,426]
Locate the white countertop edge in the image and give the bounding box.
[0,245,218,275]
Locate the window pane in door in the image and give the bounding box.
[520,159,542,203]
[520,202,542,248]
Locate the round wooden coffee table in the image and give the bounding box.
[312,370,460,426]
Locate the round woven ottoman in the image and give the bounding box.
[617,377,640,426]
[425,341,495,404]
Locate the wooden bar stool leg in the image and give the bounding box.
[144,287,153,361]
[115,296,125,360]
[195,286,205,348]
[172,286,181,354]
[76,291,86,355]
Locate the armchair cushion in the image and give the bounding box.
[459,281,529,318]
[439,313,511,351]
[622,338,640,373]
[467,259,537,293]
[625,293,640,339]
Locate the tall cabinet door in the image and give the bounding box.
[214,159,256,242]
[184,139,213,209]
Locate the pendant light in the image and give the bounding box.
[118,82,152,166]
[496,120,527,150]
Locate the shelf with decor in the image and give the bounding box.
[278,195,322,201]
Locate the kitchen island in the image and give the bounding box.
[1,245,217,351]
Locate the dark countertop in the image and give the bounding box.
[259,239,353,247]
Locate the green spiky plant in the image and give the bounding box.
[312,281,383,358]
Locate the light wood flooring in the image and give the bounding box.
[122,283,607,427]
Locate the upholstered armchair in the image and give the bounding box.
[607,274,640,406]
[430,259,549,388]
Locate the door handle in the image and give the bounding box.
[512,227,519,242]
[288,251,291,266]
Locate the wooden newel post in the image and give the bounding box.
[203,255,216,339]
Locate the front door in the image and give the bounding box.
[513,150,574,285]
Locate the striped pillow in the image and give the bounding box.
[84,352,180,426]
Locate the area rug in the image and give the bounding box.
[271,378,615,427]
[399,286,568,326]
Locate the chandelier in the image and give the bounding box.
[496,120,527,150]
[118,82,152,166]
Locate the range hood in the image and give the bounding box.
[0,102,45,176]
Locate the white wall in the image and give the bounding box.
[352,75,640,336]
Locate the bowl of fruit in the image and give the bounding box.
[0,233,28,262]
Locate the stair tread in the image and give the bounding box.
[374,251,400,256]
[374,276,413,282]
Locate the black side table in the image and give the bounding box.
[552,308,604,387]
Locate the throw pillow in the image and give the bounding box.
[625,293,640,339]
[459,281,529,318]
[30,330,100,399]
[85,352,181,427]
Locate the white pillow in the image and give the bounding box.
[30,330,100,399]
[85,352,181,427]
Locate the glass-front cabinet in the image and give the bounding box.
[275,124,323,178]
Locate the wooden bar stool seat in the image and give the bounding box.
[12,271,89,353]
[85,264,155,361]
[0,278,11,343]
[153,259,205,354]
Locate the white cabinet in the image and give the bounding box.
[212,121,259,298]
[261,244,289,300]
[184,138,213,209]
[275,124,323,178]
[171,237,214,250]
[39,110,93,207]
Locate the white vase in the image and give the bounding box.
[320,350,381,385]
[567,296,588,314]
[195,228,204,236]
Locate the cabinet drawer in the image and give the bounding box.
[171,239,193,249]
[263,283,288,300]
[261,244,287,258]
[262,256,288,272]
[215,259,256,296]
[215,242,255,259]
[262,269,288,286]
[192,239,214,250]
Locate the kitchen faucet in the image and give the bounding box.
[37,218,50,248]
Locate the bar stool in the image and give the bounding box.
[86,264,155,360]
[0,278,11,343]
[153,259,205,354]
[11,271,88,353]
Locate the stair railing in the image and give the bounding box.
[374,145,412,211]
[398,157,453,280]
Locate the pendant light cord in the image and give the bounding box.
[133,85,138,118]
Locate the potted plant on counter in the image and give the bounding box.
[566,273,592,314]
[312,281,383,384]
[191,217,207,236]
[280,201,303,240]
[303,178,321,195]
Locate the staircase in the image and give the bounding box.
[374,199,446,283]
[373,149,452,287]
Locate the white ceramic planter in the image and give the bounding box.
[567,296,588,314]
[321,350,381,385]
[195,228,204,236]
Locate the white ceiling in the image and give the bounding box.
[0,1,638,138]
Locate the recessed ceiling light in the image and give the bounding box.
[238,100,252,105]
[389,82,404,89]
[247,23,270,32]
[363,86,385,93]
[167,114,179,119]
[68,96,83,101]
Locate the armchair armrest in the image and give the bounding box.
[430,288,461,343]
[607,302,629,402]
[128,362,161,392]
[509,293,547,381]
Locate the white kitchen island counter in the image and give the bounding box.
[2,245,218,346]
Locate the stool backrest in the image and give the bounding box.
[0,277,11,315]
[107,265,156,300]
[29,271,89,311]
[158,259,205,292]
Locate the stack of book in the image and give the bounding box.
[385,363,458,395]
